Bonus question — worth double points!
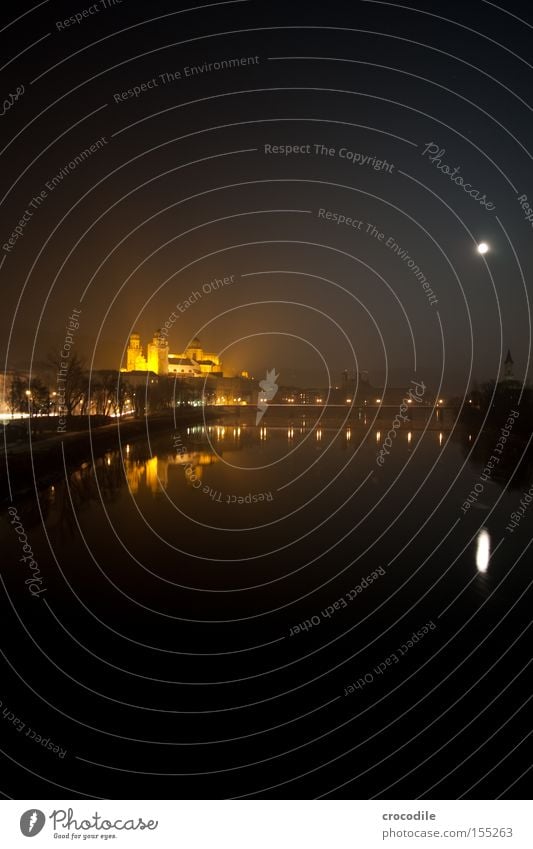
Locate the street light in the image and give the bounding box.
[25,390,32,418]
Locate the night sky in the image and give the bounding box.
[2,0,532,391]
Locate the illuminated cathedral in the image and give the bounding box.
[123,332,223,377]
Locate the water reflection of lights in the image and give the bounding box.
[475,528,490,573]
[260,427,267,441]
[376,430,381,443]
[346,427,351,441]
[316,428,322,441]
[287,427,294,440]
[407,431,412,444]
[439,432,443,446]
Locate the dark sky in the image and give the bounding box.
[1,0,532,392]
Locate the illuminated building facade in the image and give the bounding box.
[168,337,222,377]
[125,332,169,375]
[123,333,222,377]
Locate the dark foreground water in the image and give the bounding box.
[1,409,532,798]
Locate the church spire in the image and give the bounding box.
[504,349,514,380]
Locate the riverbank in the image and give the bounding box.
[1,410,221,503]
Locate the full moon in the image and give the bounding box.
[477,242,489,254]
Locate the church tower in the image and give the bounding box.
[185,336,203,362]
[147,330,169,375]
[126,334,143,371]
[504,349,514,381]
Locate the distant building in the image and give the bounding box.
[0,369,29,416]
[125,331,169,375]
[210,375,257,406]
[0,371,11,414]
[121,370,158,388]
[503,348,514,381]
[123,333,224,377]
[171,336,222,377]
[167,357,202,377]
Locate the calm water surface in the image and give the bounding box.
[1,410,531,798]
